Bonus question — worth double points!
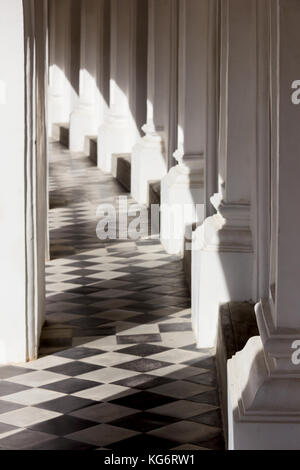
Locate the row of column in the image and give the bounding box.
[161,0,218,255]
[131,0,178,204]
[228,0,300,450]
[47,0,300,449]
[98,0,148,173]
[48,0,217,249]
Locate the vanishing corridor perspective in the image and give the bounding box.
[1,0,300,450]
[0,142,224,450]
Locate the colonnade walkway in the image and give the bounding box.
[0,142,224,450]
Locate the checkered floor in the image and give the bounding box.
[0,142,224,450]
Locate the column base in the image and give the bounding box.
[160,157,205,256]
[98,115,132,173]
[228,334,300,449]
[69,104,97,152]
[131,125,167,205]
[191,193,253,347]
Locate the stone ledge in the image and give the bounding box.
[52,123,69,148]
[216,301,258,447]
[148,180,161,236]
[148,180,161,207]
[111,153,131,192]
[183,223,197,291]
[84,136,97,165]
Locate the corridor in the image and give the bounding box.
[0,142,224,450]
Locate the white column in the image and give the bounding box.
[69,0,102,152]
[48,0,73,137]
[0,0,47,363]
[96,0,111,167]
[98,0,141,173]
[131,0,178,205]
[161,0,218,256]
[192,0,257,347]
[35,0,48,349]
[228,0,300,449]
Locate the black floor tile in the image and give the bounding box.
[186,372,216,386]
[196,435,225,450]
[41,378,100,394]
[0,381,31,398]
[109,433,176,449]
[46,361,102,377]
[122,303,164,312]
[37,395,96,413]
[0,400,24,414]
[0,429,55,450]
[74,327,116,337]
[190,409,223,428]
[68,318,111,328]
[110,412,178,432]
[117,334,162,344]
[28,437,97,450]
[126,314,165,324]
[110,391,176,410]
[183,356,215,370]
[58,305,101,315]
[117,344,170,357]
[0,422,19,435]
[40,337,73,348]
[117,358,171,373]
[0,366,34,380]
[113,374,173,391]
[190,390,220,406]
[29,415,96,436]
[55,347,105,360]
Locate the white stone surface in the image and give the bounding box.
[131,0,177,204]
[192,196,253,347]
[228,0,300,449]
[131,123,166,205]
[98,0,147,174]
[228,336,300,450]
[192,0,256,348]
[160,0,212,255]
[69,0,105,152]
[0,0,47,363]
[99,115,133,174]
[161,158,204,256]
[48,0,77,137]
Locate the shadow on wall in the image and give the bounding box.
[48,0,147,139]
[69,0,81,96]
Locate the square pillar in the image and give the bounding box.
[98,0,148,174]
[0,0,47,363]
[131,0,178,205]
[192,0,256,347]
[48,0,74,137]
[161,0,218,256]
[228,0,300,449]
[69,0,108,152]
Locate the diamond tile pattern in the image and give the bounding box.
[0,142,224,450]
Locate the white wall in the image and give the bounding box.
[0,0,27,363]
[0,0,48,363]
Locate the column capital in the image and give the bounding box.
[141,120,163,144]
[210,193,251,228]
[173,147,204,175]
